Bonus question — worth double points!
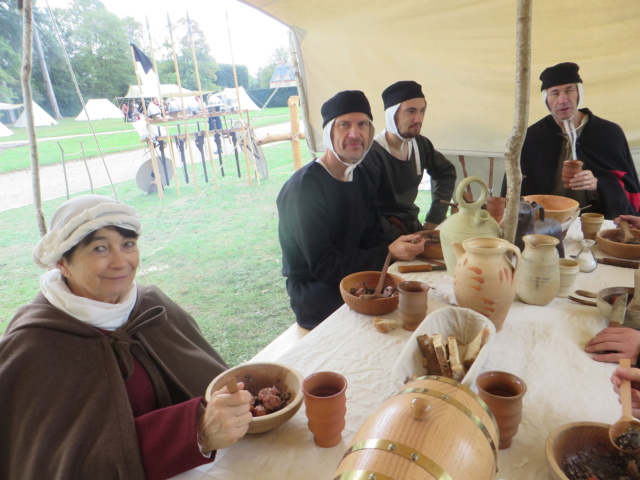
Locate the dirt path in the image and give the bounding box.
[0,122,299,212]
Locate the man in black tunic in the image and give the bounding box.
[361,80,456,241]
[277,90,425,329]
[501,62,640,219]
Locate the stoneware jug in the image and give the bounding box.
[516,234,560,306]
[452,236,520,332]
[440,176,502,275]
[515,200,565,258]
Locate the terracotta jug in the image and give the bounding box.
[516,234,560,306]
[452,236,520,332]
[440,176,502,275]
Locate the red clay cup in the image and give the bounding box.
[562,160,583,188]
[302,371,347,448]
[476,371,527,449]
[398,281,430,331]
[486,197,506,224]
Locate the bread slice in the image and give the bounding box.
[447,336,465,382]
[417,334,441,376]
[431,334,452,378]
[462,327,490,369]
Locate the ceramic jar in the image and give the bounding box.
[440,176,502,275]
[517,234,560,306]
[452,236,520,332]
[486,197,506,224]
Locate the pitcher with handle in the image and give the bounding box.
[452,236,520,332]
[439,176,501,275]
[516,234,560,306]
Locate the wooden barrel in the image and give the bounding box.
[334,376,499,480]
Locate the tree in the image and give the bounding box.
[0,0,23,107]
[216,64,249,89]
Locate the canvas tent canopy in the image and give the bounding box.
[0,122,13,137]
[12,102,58,127]
[239,0,640,158]
[219,87,260,111]
[75,99,123,121]
[122,84,194,99]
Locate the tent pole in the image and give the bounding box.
[19,0,46,236]
[502,0,532,244]
[289,29,314,157]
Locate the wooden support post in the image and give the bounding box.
[289,96,303,170]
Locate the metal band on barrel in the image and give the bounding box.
[333,470,395,480]
[339,439,453,480]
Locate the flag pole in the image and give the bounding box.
[224,7,256,186]
[167,13,199,193]
[145,17,181,196]
[186,12,219,191]
[130,44,164,200]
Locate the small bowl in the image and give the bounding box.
[595,286,640,328]
[206,362,303,434]
[339,271,405,316]
[596,228,640,260]
[545,421,616,480]
[415,230,443,259]
[523,195,580,224]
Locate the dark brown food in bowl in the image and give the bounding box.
[596,229,640,260]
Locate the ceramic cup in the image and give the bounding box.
[562,159,584,188]
[486,197,506,224]
[557,259,580,298]
[476,371,527,449]
[302,371,347,448]
[580,212,605,240]
[398,281,430,331]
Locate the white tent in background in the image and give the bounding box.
[13,102,58,128]
[0,123,13,137]
[220,87,260,111]
[75,99,123,121]
[122,84,194,99]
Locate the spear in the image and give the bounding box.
[146,16,181,196]
[167,13,199,193]
[224,7,256,186]
[187,12,218,190]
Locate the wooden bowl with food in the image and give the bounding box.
[415,230,443,259]
[596,228,640,260]
[523,195,580,224]
[545,421,634,480]
[339,271,405,316]
[206,361,304,434]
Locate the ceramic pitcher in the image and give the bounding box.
[516,234,560,306]
[452,236,520,332]
[440,176,502,275]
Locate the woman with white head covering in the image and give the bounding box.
[0,194,252,480]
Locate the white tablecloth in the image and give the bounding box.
[173,220,633,480]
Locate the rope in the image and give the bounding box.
[44,0,118,198]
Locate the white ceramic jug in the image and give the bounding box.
[516,234,560,306]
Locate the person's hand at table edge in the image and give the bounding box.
[585,327,640,365]
[614,215,640,229]
[389,234,425,262]
[198,381,252,453]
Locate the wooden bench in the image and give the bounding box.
[250,323,310,362]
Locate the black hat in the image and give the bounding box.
[321,90,372,127]
[539,62,582,91]
[381,81,425,109]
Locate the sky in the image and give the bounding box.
[36,0,290,74]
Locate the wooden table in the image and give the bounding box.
[172,220,632,480]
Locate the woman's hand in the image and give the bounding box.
[389,234,426,261]
[611,366,640,418]
[614,215,640,230]
[585,327,640,364]
[197,382,253,453]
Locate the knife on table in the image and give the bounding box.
[398,264,446,273]
[609,292,628,327]
[570,255,640,269]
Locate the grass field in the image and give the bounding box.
[0,114,433,365]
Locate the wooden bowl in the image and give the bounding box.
[545,421,616,480]
[339,271,405,316]
[523,195,580,224]
[206,362,303,434]
[415,230,443,259]
[596,228,640,260]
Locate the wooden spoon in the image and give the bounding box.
[574,290,598,299]
[621,220,635,243]
[360,252,392,300]
[609,358,640,452]
[627,267,640,313]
